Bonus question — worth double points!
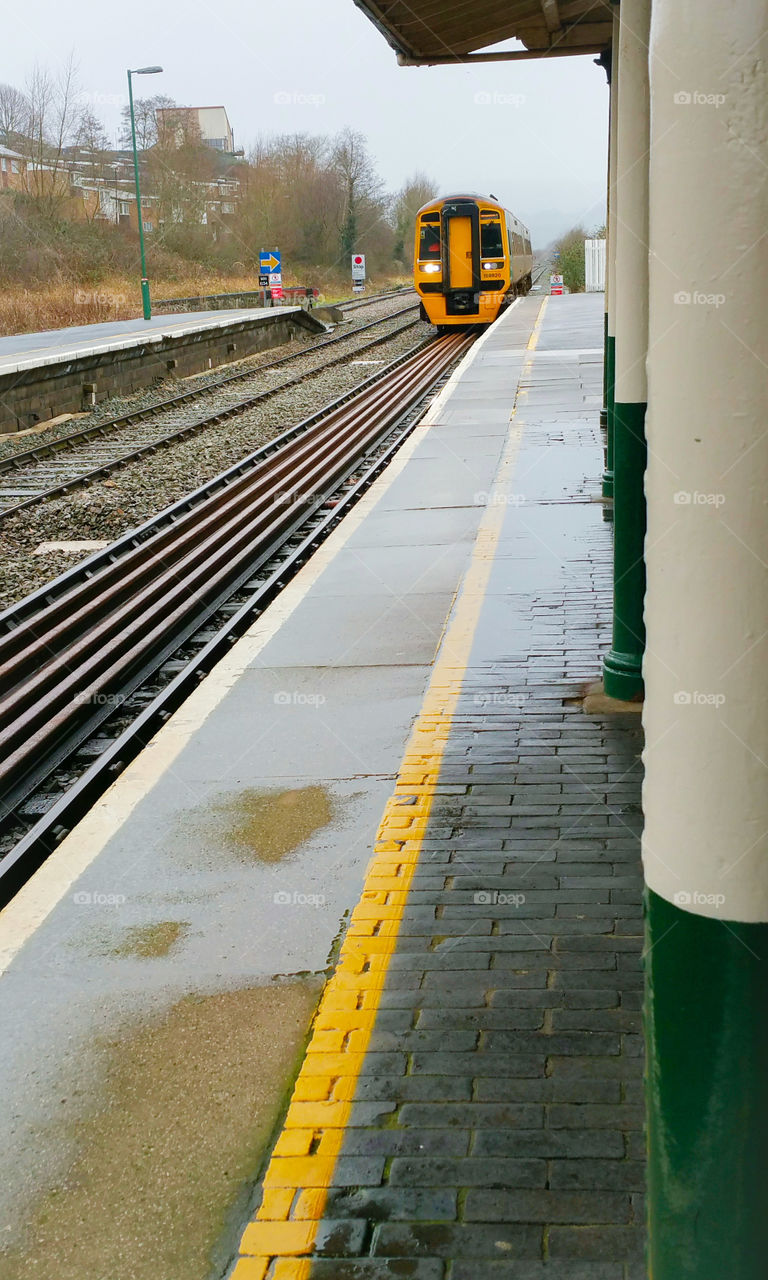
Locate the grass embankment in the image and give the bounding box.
[0,273,412,337]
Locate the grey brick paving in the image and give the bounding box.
[299,297,645,1278]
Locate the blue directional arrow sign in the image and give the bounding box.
[260,250,281,274]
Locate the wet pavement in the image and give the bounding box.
[0,299,540,1278]
[0,308,307,374]
[0,295,644,1280]
[228,293,646,1279]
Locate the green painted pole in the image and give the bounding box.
[603,400,645,697]
[127,70,152,322]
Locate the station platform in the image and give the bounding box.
[0,292,645,1280]
[0,306,326,434]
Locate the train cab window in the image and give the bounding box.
[480,219,504,257]
[419,219,441,258]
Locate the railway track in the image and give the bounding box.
[0,329,474,903]
[338,286,413,310]
[0,303,421,518]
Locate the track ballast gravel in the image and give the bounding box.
[0,308,431,609]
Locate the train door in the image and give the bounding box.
[446,214,474,290]
[441,200,481,315]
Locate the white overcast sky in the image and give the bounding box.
[6,0,608,246]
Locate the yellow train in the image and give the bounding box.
[414,193,533,329]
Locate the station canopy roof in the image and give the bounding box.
[353,0,614,64]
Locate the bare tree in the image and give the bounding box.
[392,172,437,266]
[0,82,29,148]
[331,127,383,259]
[24,57,81,213]
[70,108,115,204]
[118,94,176,150]
[74,108,111,153]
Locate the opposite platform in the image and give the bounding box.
[0,306,326,433]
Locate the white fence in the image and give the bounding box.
[584,238,606,292]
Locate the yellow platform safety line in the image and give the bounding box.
[230,297,547,1280]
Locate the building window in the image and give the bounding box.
[11,160,19,174]
[143,221,153,232]
[221,202,234,214]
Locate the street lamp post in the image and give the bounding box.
[127,65,163,321]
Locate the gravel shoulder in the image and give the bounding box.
[0,305,431,610]
[0,293,416,465]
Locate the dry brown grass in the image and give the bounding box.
[0,274,265,336]
[0,271,411,336]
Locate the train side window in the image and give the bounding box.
[480,220,504,257]
[419,219,441,258]
[507,227,514,256]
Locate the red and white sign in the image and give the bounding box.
[270,284,284,299]
[351,253,366,289]
[550,273,564,296]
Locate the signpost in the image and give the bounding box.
[260,249,282,300]
[351,253,366,293]
[550,273,564,296]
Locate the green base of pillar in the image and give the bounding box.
[607,398,646,673]
[646,889,768,1278]
[602,647,643,700]
[601,468,614,499]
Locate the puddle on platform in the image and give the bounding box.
[209,784,336,863]
[106,920,191,958]
[0,977,322,1280]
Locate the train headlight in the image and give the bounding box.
[482,261,502,271]
[421,262,441,274]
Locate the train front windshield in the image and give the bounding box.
[480,220,504,257]
[419,221,441,259]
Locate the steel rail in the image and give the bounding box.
[0,306,421,515]
[0,332,444,639]
[0,362,445,905]
[338,287,414,310]
[0,332,472,825]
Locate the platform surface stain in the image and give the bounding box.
[105,920,191,958]
[212,784,336,862]
[0,978,322,1280]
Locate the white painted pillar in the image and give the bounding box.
[603,0,649,699]
[643,1,768,1273]
[602,5,620,498]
